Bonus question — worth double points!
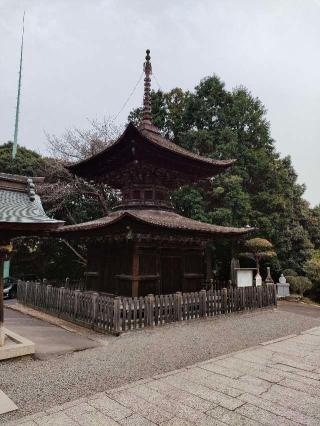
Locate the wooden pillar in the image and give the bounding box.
[132,244,139,297]
[205,245,213,283]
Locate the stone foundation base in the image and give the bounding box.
[0,328,35,361]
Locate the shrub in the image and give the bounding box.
[282,269,298,277]
[286,276,312,295]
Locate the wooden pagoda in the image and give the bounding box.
[60,50,251,297]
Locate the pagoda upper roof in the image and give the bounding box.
[0,173,63,235]
[67,122,235,185]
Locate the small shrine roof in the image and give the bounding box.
[0,173,63,231]
[57,208,252,237]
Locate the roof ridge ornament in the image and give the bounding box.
[27,177,36,201]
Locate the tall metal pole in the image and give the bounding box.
[12,11,25,160]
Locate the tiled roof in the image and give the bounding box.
[139,127,235,168]
[0,173,63,227]
[68,122,235,174]
[0,190,62,224]
[58,209,251,236]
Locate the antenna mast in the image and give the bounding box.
[12,11,25,160]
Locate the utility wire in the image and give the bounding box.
[153,71,163,91]
[112,70,144,122]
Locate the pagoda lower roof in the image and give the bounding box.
[67,123,235,183]
[57,208,252,237]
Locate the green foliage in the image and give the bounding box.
[304,251,320,287]
[10,238,86,280]
[286,275,313,295]
[240,238,276,269]
[282,268,298,277]
[0,142,45,176]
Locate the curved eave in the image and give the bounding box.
[67,123,236,179]
[0,221,64,237]
[55,210,253,238]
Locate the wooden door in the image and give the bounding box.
[160,256,182,294]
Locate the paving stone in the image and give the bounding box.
[279,377,320,397]
[236,402,298,425]
[118,413,156,425]
[10,411,47,424]
[234,349,274,366]
[145,379,214,411]
[130,384,217,424]
[161,417,194,425]
[161,375,245,410]
[34,412,79,425]
[198,362,242,379]
[45,397,88,414]
[183,366,270,396]
[108,389,174,424]
[214,357,285,383]
[63,402,119,425]
[178,369,243,397]
[207,405,261,426]
[88,394,132,421]
[239,392,320,426]
[260,384,320,419]
[269,353,318,371]
[304,354,320,368]
[270,362,320,380]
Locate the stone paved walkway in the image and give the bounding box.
[9,326,320,425]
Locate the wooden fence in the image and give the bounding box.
[17,281,277,335]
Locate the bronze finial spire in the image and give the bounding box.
[142,49,152,124]
[139,49,160,134]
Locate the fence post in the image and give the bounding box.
[200,289,207,318]
[74,289,80,318]
[273,284,277,307]
[59,286,65,315]
[175,292,182,321]
[17,280,22,302]
[25,281,29,305]
[46,284,52,311]
[113,296,121,335]
[91,292,99,326]
[35,282,40,306]
[147,294,154,327]
[222,287,228,314]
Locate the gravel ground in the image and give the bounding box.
[1,306,320,423]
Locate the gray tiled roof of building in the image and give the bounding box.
[0,173,63,226]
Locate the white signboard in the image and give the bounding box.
[236,269,254,287]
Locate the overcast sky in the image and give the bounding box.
[1,0,319,206]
